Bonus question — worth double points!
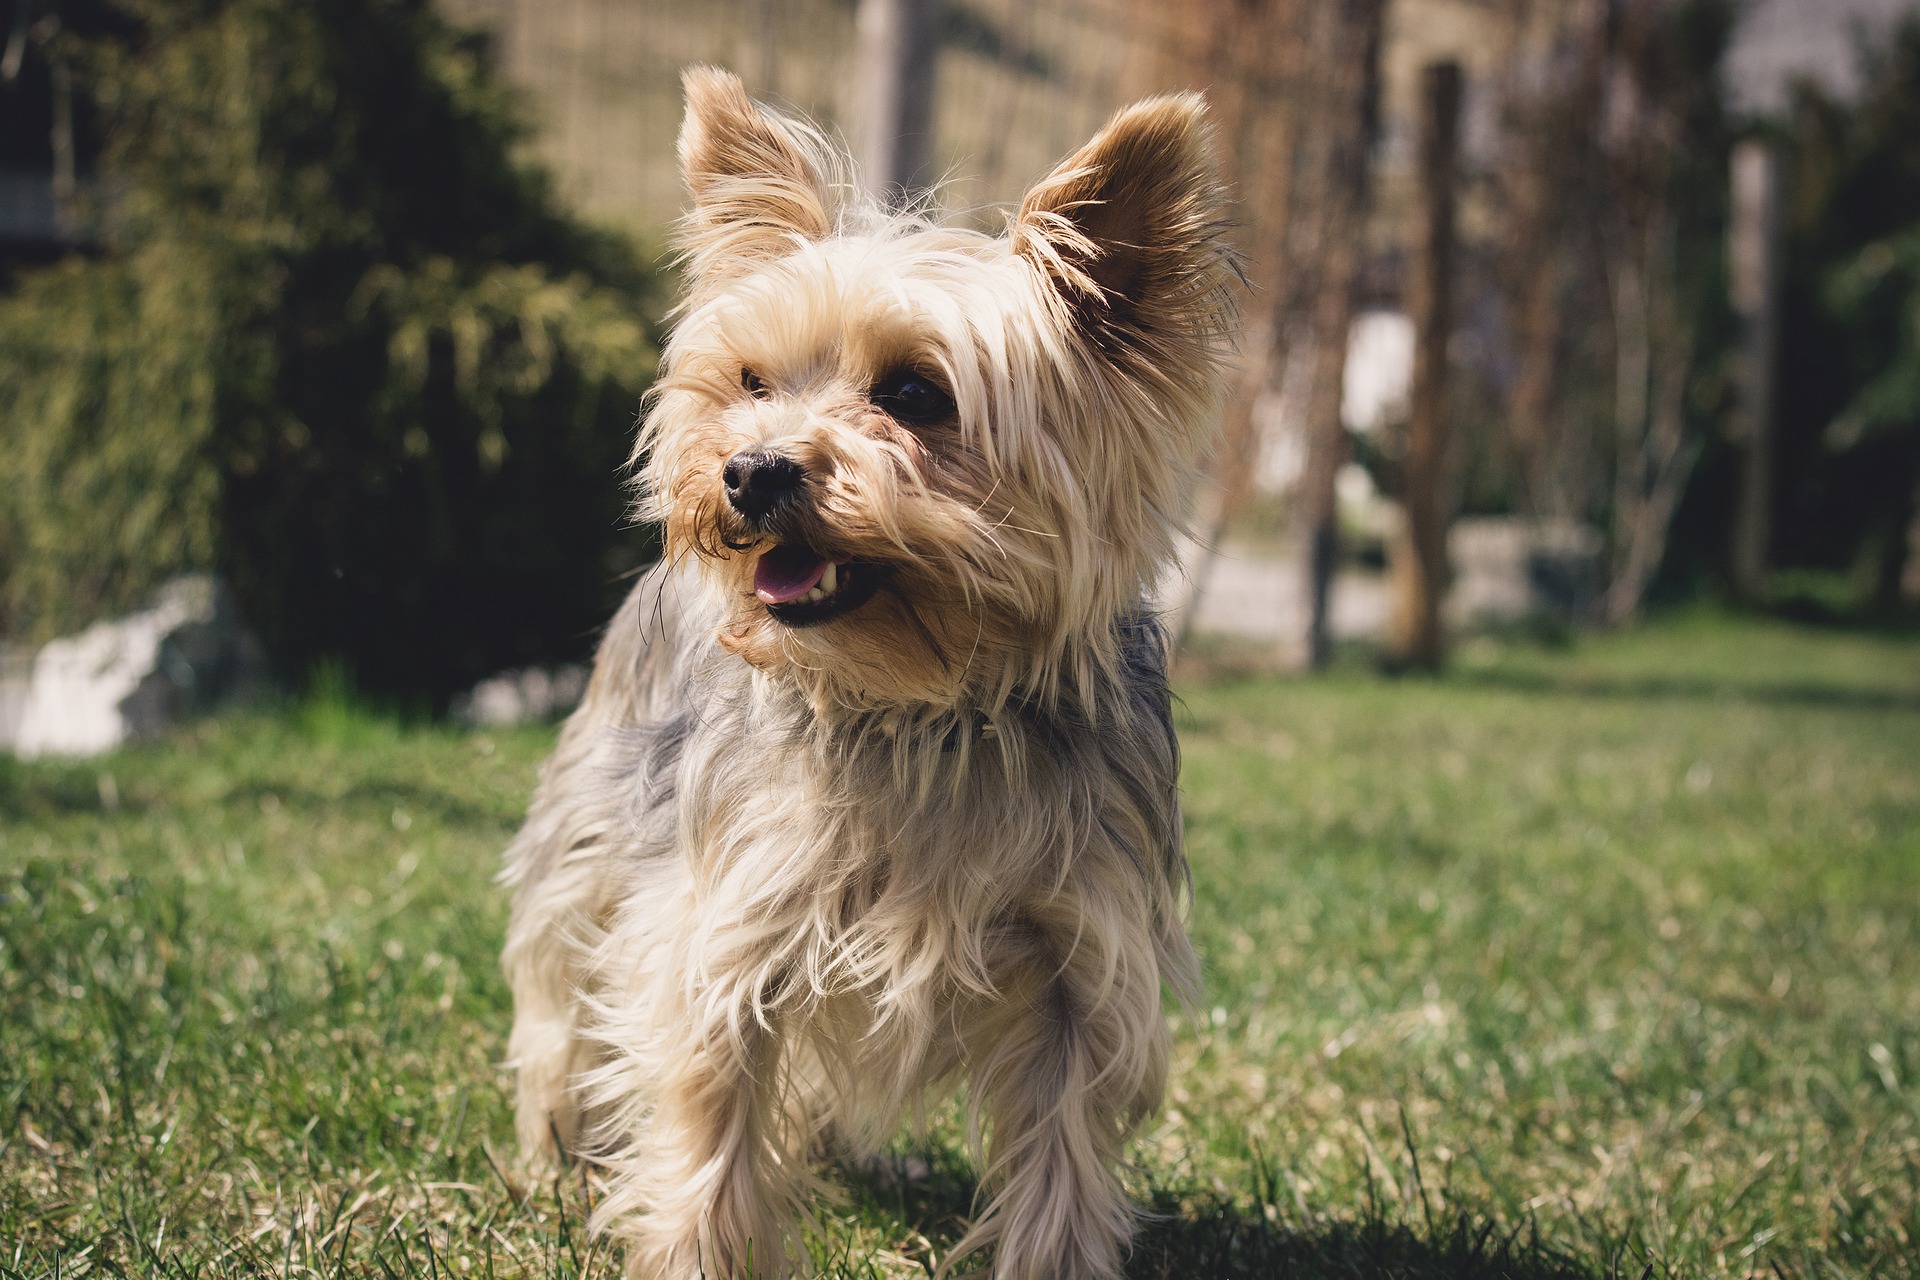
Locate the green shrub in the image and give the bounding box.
[0,0,662,703]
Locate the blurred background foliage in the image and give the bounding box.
[2,0,1919,702]
[0,0,661,704]
[1777,20,1920,611]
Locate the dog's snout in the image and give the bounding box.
[723,451,804,520]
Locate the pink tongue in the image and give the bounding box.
[754,544,828,604]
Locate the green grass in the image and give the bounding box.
[3,612,1917,1277]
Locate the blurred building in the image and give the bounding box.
[436,0,1920,238]
[0,10,96,270]
[1726,0,1920,115]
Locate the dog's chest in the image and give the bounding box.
[664,707,1066,930]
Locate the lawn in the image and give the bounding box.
[3,613,1917,1278]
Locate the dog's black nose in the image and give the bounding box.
[723,451,804,520]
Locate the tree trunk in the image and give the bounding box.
[1385,61,1463,672]
[1506,233,1572,518]
[1605,324,1699,623]
[1155,0,1304,649]
[1595,0,1721,627]
[1604,219,1699,626]
[1728,139,1782,603]
[1903,474,1920,608]
[1494,0,1610,528]
[1882,463,1920,611]
[1288,0,1383,670]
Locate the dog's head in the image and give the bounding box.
[638,68,1236,713]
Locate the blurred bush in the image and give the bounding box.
[1775,20,1920,612]
[0,0,661,704]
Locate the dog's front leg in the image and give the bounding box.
[953,901,1172,1280]
[596,950,809,1280]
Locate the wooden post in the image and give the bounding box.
[752,0,780,96]
[1728,138,1782,603]
[855,0,938,205]
[1386,60,1462,672]
[1291,0,1384,670]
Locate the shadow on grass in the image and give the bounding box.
[0,756,513,831]
[222,777,514,830]
[1450,667,1920,714]
[0,762,104,819]
[840,1148,1610,1280]
[1128,1192,1604,1280]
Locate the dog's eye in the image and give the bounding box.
[869,369,955,426]
[741,367,769,399]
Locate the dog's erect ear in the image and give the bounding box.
[1014,93,1235,359]
[677,67,835,281]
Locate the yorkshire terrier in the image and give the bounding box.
[501,67,1237,1280]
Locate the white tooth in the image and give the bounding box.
[820,562,838,594]
[805,587,824,602]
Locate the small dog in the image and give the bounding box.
[501,68,1237,1280]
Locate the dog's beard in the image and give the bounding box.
[652,427,1040,714]
[711,539,976,713]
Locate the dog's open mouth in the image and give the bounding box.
[753,543,882,626]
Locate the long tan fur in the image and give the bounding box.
[501,67,1237,1280]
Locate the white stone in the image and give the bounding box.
[1446,517,1603,629]
[7,576,264,759]
[1342,310,1415,434]
[452,663,590,728]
